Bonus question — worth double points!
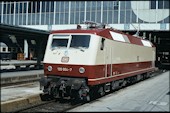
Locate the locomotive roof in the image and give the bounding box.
[51,28,155,47]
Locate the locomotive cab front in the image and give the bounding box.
[41,32,100,100]
[43,33,99,75]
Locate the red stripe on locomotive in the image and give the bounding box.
[44,61,154,85]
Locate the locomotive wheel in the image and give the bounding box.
[111,81,118,90]
[98,86,105,96]
[40,93,52,101]
[83,94,90,102]
[122,80,127,87]
[59,90,64,99]
[50,87,58,99]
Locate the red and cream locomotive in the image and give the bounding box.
[40,21,156,101]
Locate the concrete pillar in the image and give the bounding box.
[154,35,157,43]
[36,38,47,69]
[158,37,160,44]
[143,32,146,39]
[24,39,28,59]
[149,33,152,41]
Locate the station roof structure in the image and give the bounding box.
[0,23,50,67]
[0,23,50,38]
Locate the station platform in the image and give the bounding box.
[1,60,44,86]
[1,70,44,78]
[0,60,43,70]
[1,70,44,86]
[69,71,170,112]
[1,82,43,112]
[0,61,44,112]
[1,60,41,66]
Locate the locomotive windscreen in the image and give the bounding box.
[51,35,91,49]
[51,35,70,49]
[52,39,68,48]
[70,35,90,48]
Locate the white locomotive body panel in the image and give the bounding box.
[95,37,155,65]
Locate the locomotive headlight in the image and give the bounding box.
[47,66,52,72]
[79,67,85,73]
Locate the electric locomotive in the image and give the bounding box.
[40,21,156,101]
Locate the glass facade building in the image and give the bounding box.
[0,1,169,30]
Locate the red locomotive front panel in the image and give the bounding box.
[44,63,91,78]
[44,63,105,79]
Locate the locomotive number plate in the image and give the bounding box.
[61,56,69,63]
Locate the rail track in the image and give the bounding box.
[15,97,85,112]
[13,69,164,112]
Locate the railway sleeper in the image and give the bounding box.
[25,65,30,70]
[15,66,21,70]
